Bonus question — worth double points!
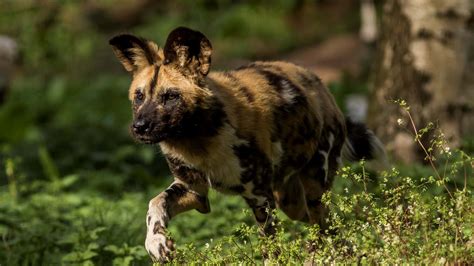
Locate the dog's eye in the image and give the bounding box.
[162,90,180,103]
[135,90,144,105]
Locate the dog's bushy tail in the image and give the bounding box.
[342,117,388,170]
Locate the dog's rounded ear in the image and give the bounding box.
[163,27,212,77]
[109,34,162,73]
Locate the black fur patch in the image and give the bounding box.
[236,62,258,70]
[131,101,158,141]
[244,197,276,235]
[221,71,236,80]
[291,116,316,145]
[149,65,160,94]
[228,185,246,194]
[153,221,167,235]
[166,157,207,185]
[307,198,322,207]
[238,86,254,103]
[317,131,331,152]
[152,95,226,141]
[345,118,374,160]
[163,27,211,65]
[298,72,322,88]
[253,207,269,223]
[258,69,307,106]
[222,72,255,103]
[299,150,327,187]
[236,62,284,73]
[178,96,226,138]
[162,181,210,214]
[436,8,461,19]
[280,194,290,206]
[165,183,188,198]
[285,153,311,170]
[233,139,272,185]
[109,34,154,66]
[417,28,435,39]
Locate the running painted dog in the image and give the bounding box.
[109,27,386,262]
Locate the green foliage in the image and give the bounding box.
[2,140,472,264]
[0,169,148,265]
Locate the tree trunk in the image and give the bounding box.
[0,36,18,104]
[368,0,474,163]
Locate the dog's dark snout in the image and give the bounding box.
[133,119,151,135]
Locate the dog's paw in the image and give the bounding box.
[145,233,175,263]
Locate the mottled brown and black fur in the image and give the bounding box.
[109,27,386,262]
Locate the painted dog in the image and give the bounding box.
[109,27,386,262]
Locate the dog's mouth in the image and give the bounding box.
[130,127,166,144]
[135,136,157,144]
[134,133,167,144]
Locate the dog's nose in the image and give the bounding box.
[133,119,151,135]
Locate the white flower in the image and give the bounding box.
[442,146,452,155]
[397,118,404,126]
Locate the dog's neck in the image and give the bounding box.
[159,136,211,165]
[159,121,243,172]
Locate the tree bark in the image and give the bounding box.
[368,0,474,163]
[0,36,18,104]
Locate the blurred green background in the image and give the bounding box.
[1,0,471,265]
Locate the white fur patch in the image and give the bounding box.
[279,79,297,103]
[321,133,335,183]
[319,150,329,182]
[145,232,173,262]
[145,198,172,262]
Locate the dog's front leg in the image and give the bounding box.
[145,181,209,263]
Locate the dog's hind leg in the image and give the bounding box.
[243,190,277,236]
[273,175,311,223]
[299,130,344,228]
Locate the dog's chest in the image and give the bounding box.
[201,152,244,191]
[160,124,250,191]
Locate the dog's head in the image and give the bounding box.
[110,27,221,144]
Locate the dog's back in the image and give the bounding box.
[210,61,346,174]
[208,61,347,224]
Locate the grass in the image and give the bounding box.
[1,148,472,265]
